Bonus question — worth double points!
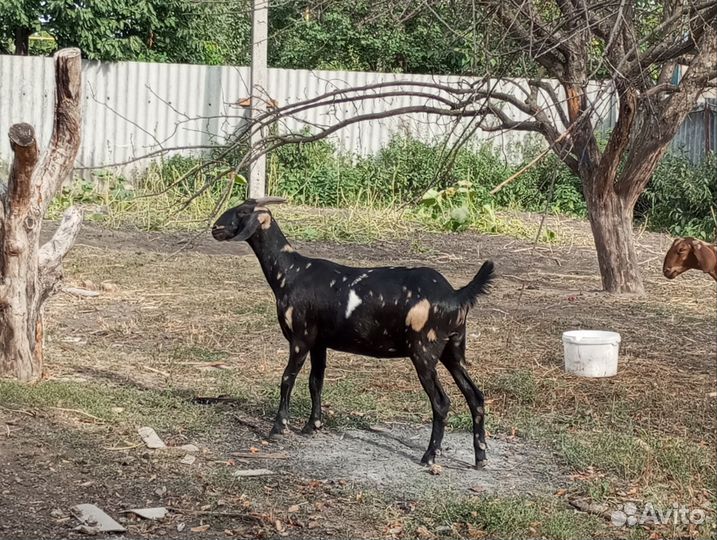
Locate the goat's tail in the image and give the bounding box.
[456,260,495,309]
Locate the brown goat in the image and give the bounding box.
[663,237,717,281]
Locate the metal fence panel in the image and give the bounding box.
[1,55,708,180]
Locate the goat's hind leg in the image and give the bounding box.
[302,346,327,434]
[269,341,309,438]
[411,353,450,465]
[440,336,487,468]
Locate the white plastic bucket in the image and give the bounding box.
[562,330,621,378]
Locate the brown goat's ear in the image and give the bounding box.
[691,240,716,273]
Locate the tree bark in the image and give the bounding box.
[0,49,83,382]
[14,28,31,56]
[585,188,644,294]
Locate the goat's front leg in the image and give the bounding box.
[269,342,309,438]
[411,355,450,465]
[302,346,327,434]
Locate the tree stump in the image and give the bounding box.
[0,48,84,382]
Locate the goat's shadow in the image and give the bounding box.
[314,427,476,470]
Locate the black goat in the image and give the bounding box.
[212,198,495,468]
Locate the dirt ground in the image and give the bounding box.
[1,213,715,539]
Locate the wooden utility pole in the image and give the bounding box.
[0,48,84,382]
[249,0,269,198]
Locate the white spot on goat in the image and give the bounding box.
[277,272,283,281]
[284,307,293,331]
[281,244,295,252]
[306,262,312,269]
[329,279,336,287]
[351,273,368,287]
[294,345,300,353]
[280,278,286,288]
[342,276,347,282]
[345,290,362,318]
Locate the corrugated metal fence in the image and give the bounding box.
[670,98,716,164]
[0,55,711,178]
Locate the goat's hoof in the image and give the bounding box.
[420,454,436,466]
[301,420,323,435]
[268,426,288,439]
[474,459,487,469]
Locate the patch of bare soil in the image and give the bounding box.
[290,427,563,497]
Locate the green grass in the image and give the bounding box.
[0,379,219,435]
[49,144,567,245]
[484,406,716,502]
[408,495,602,540]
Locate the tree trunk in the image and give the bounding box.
[585,188,643,294]
[0,49,84,382]
[14,28,31,55]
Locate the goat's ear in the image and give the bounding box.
[691,240,716,272]
[232,212,263,242]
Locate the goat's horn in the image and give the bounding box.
[254,196,286,205]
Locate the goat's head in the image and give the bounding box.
[212,197,286,241]
[663,237,714,279]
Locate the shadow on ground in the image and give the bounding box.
[278,425,564,497]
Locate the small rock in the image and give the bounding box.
[110,407,124,413]
[50,508,64,518]
[125,507,168,520]
[288,504,300,513]
[154,486,167,497]
[138,427,166,449]
[428,464,443,476]
[233,468,274,477]
[176,522,186,532]
[71,503,126,533]
[180,454,196,465]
